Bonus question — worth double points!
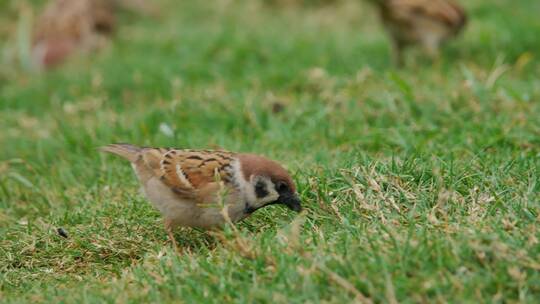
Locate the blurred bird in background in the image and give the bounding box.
[368,0,467,65]
[31,0,158,69]
[32,0,115,69]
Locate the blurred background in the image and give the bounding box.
[1,0,539,302]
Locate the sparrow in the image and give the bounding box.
[33,0,115,68]
[369,0,467,65]
[32,0,159,69]
[100,144,302,250]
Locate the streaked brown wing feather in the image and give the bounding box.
[139,148,236,202]
[390,0,465,28]
[425,0,465,28]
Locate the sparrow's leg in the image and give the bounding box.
[164,219,180,254]
[391,39,406,67]
[422,35,441,62]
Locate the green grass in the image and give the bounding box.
[1,0,539,302]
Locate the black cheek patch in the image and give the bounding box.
[255,180,269,199]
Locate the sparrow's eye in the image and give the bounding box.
[276,181,288,193]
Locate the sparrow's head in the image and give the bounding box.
[238,154,302,214]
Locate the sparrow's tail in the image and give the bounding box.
[100,143,142,163]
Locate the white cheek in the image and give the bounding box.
[264,193,279,206]
[264,183,279,203]
[251,176,279,207]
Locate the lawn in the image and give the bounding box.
[1,0,539,302]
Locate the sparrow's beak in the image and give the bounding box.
[279,193,302,212]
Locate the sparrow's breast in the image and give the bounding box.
[141,176,247,229]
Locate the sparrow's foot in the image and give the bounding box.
[165,219,181,254]
[167,229,180,254]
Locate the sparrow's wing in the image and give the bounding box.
[140,148,237,203]
[390,0,466,29]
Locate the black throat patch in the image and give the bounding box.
[255,180,269,198]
